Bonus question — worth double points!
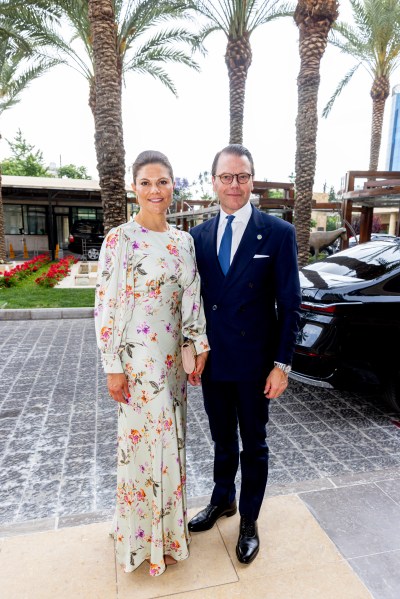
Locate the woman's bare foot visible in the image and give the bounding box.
[164,555,177,566]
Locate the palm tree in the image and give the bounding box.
[52,0,201,231]
[323,0,400,171]
[294,0,339,268]
[0,3,61,261]
[195,0,291,144]
[87,0,126,232]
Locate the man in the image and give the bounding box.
[188,144,301,564]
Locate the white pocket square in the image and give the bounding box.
[253,254,270,258]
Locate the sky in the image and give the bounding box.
[0,0,396,194]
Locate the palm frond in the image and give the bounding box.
[197,22,222,42]
[119,0,191,43]
[194,0,231,34]
[0,57,60,115]
[128,63,178,95]
[126,27,200,56]
[249,1,293,33]
[125,44,200,74]
[322,64,361,118]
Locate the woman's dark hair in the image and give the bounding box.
[132,150,174,182]
[211,144,255,176]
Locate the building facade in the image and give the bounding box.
[2,176,133,256]
[386,85,400,171]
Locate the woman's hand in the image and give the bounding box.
[107,373,130,404]
[188,351,209,386]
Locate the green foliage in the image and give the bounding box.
[323,0,400,117]
[268,189,285,199]
[0,258,95,308]
[328,186,336,202]
[195,0,292,40]
[194,171,213,200]
[326,214,341,231]
[310,218,317,229]
[50,0,202,98]
[1,129,50,176]
[0,3,61,115]
[57,164,91,179]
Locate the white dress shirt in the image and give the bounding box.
[217,201,252,265]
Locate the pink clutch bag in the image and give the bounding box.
[181,339,196,374]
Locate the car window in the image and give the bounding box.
[383,274,400,293]
[74,223,92,233]
[303,241,400,281]
[73,220,103,234]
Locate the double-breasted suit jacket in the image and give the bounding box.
[191,205,301,381]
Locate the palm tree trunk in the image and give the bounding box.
[294,0,338,268]
[225,33,252,145]
[88,76,96,116]
[0,173,6,262]
[88,0,126,234]
[369,76,390,170]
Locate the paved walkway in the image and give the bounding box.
[0,318,399,598]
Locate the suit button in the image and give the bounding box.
[249,282,254,288]
[241,330,246,336]
[212,305,218,310]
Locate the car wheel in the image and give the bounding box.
[383,372,400,414]
[87,247,100,261]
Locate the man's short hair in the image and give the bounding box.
[211,144,255,176]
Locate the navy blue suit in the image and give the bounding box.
[191,205,301,519]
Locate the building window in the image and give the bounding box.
[23,206,47,235]
[4,205,23,234]
[72,207,103,222]
[4,204,47,235]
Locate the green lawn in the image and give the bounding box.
[0,263,95,309]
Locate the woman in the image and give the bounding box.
[95,150,209,577]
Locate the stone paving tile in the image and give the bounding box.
[0,319,400,528]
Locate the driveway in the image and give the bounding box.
[0,318,399,526]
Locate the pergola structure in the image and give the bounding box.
[167,181,342,230]
[341,171,400,248]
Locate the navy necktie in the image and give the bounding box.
[218,215,235,275]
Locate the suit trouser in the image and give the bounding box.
[201,378,270,521]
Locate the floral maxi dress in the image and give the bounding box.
[94,221,209,576]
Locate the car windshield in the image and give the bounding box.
[302,241,400,281]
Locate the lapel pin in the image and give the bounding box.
[257,234,262,240]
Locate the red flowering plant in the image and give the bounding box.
[35,255,77,288]
[0,254,51,287]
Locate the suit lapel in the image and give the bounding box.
[225,206,272,285]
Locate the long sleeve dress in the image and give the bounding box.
[94,220,209,577]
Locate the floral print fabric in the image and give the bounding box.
[95,221,209,576]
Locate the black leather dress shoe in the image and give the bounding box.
[236,517,259,564]
[188,500,237,532]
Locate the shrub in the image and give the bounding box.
[35,256,77,287]
[0,254,51,287]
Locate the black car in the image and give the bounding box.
[291,240,400,413]
[68,219,104,260]
[348,233,399,247]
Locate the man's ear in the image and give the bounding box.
[211,176,217,193]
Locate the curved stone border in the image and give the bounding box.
[0,307,94,320]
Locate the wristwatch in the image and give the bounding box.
[274,361,291,375]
